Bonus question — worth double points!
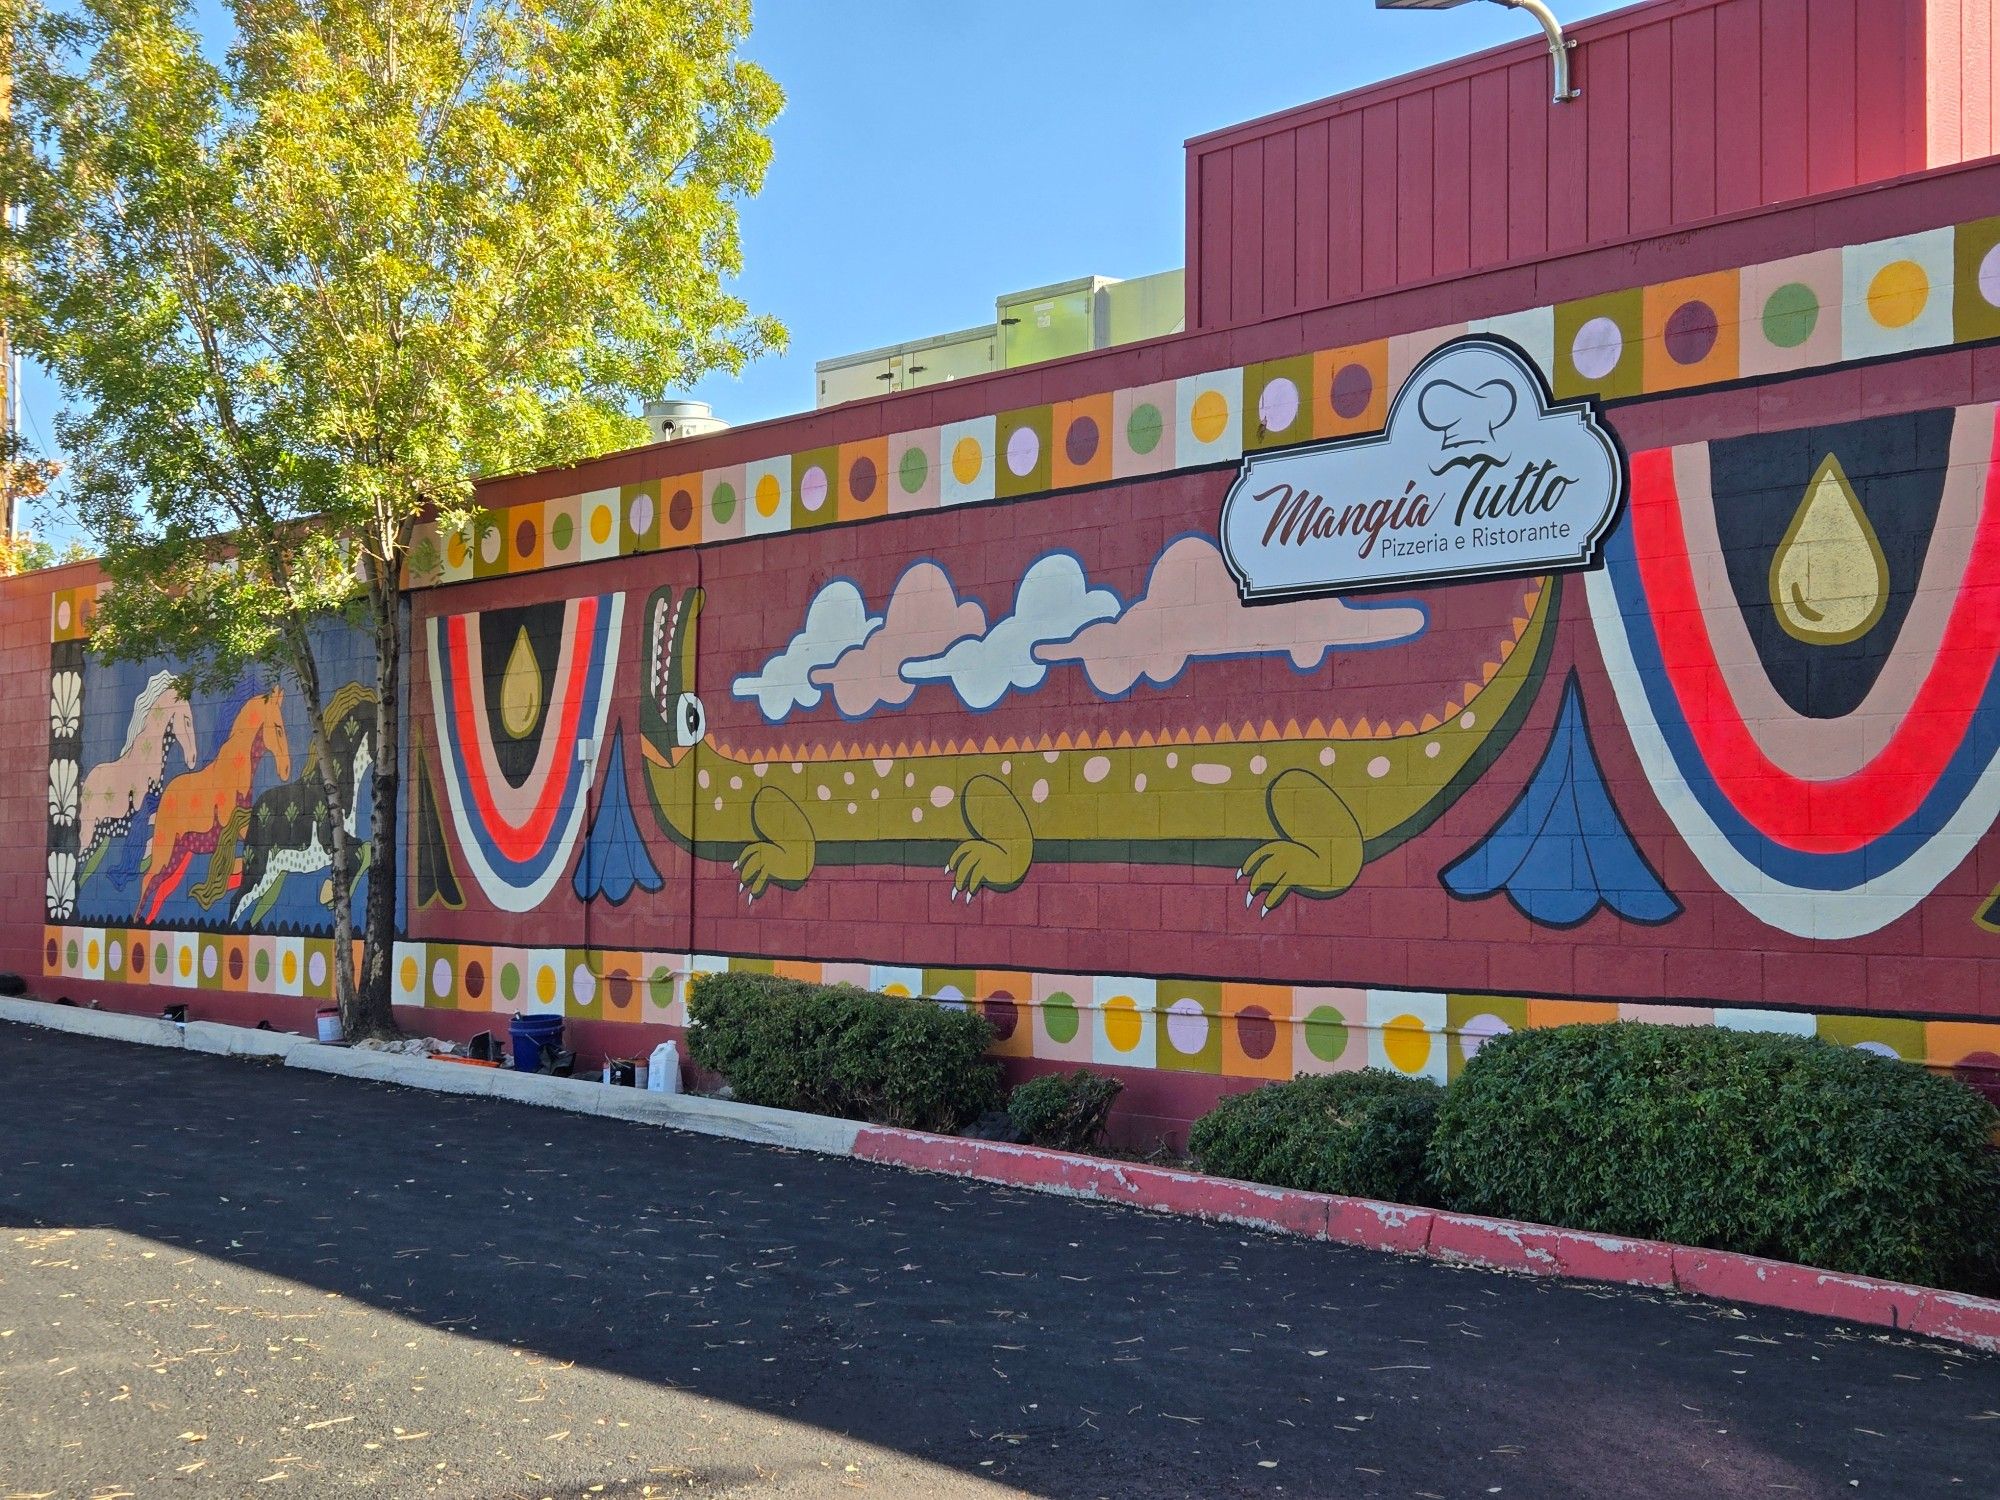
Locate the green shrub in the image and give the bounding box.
[1426,1023,2000,1288]
[686,971,1000,1132]
[1009,1070,1123,1152]
[1188,1070,1444,1203]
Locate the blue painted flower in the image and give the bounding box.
[1442,673,1680,929]
[573,727,664,906]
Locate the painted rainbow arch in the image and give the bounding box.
[1587,405,2000,938]
[426,593,625,912]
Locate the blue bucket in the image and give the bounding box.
[508,1014,565,1072]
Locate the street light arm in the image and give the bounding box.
[1495,0,1578,103]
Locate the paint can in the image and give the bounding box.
[633,1060,650,1090]
[316,1007,344,1044]
[607,1058,637,1088]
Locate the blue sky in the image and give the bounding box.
[22,0,1627,546]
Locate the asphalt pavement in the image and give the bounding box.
[0,1026,1995,1499]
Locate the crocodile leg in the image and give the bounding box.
[946,773,1034,899]
[735,785,817,900]
[1239,768,1365,915]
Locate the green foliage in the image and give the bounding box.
[1008,1070,1123,1152]
[1188,1070,1445,1203]
[686,972,1001,1133]
[1,0,782,1029]
[1427,1024,2000,1288]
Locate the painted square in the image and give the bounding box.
[642,953,686,1025]
[1554,287,1644,401]
[1311,342,1388,439]
[1112,382,1177,476]
[103,928,128,984]
[485,947,533,1015]
[1388,324,1469,390]
[791,446,842,530]
[1032,972,1096,1063]
[1815,1012,1927,1062]
[1155,978,1223,1074]
[745,455,793,536]
[994,407,1054,498]
[41,926,61,978]
[505,502,547,574]
[423,943,459,1008]
[455,945,496,1012]
[1091,975,1157,1067]
[1642,271,1741,393]
[196,932,226,990]
[302,938,334,1001]
[1366,989,1447,1083]
[564,949,602,1020]
[1220,982,1294,1081]
[579,487,622,561]
[220,935,251,992]
[1175,368,1244,466]
[1713,1007,1817,1038]
[1469,307,1556,384]
[1243,356,1313,451]
[146,934,176,990]
[1739,249,1845,378]
[1953,215,2000,344]
[620,480,662,555]
[392,943,426,1008]
[886,430,940,513]
[403,519,445,588]
[273,936,306,997]
[1050,394,1115,489]
[1290,986,1365,1074]
[439,517,476,583]
[75,927,105,981]
[772,959,821,982]
[597,950,646,1024]
[703,465,747,543]
[975,969,1036,1058]
[542,494,583,569]
[658,474,702,550]
[836,438,890,523]
[939,416,997,506]
[922,966,977,1011]
[171,931,201,989]
[1445,993,1529,1081]
[472,508,509,579]
[1842,228,1955,361]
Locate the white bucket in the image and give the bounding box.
[648,1041,682,1094]
[316,1007,344,1044]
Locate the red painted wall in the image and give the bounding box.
[1185,0,2000,333]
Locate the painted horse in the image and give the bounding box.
[77,673,198,862]
[231,681,377,926]
[137,685,292,923]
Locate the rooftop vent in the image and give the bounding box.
[643,398,727,444]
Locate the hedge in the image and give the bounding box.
[1188,1070,1444,1203]
[1426,1023,2000,1288]
[686,971,1000,1132]
[1009,1070,1123,1152]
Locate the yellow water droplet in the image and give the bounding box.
[500,628,543,739]
[1769,454,1889,646]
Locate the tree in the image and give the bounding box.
[1,0,783,1036]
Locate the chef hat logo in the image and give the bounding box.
[1416,377,1519,451]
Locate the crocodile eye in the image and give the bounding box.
[675,692,705,748]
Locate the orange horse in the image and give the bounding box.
[137,686,293,923]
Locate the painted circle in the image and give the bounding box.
[55,598,72,631]
[951,436,984,485]
[1570,316,1625,381]
[227,947,244,982]
[1064,416,1100,468]
[107,939,122,973]
[1663,300,1719,366]
[847,456,878,504]
[1189,389,1231,445]
[1382,1014,1432,1074]
[45,936,58,969]
[587,503,614,545]
[606,971,634,1011]
[570,963,596,1007]
[984,991,1020,1042]
[464,961,486,1001]
[628,489,655,536]
[668,487,695,532]
[431,956,452,999]
[932,984,967,1013]
[131,941,146,976]
[500,962,521,1002]
[710,480,738,524]
[65,938,77,969]
[399,954,419,991]
[1102,994,1143,1053]
[799,464,830,513]
[1005,424,1040,478]
[157,943,172,977]
[445,531,468,569]
[753,472,782,518]
[177,945,193,979]
[514,517,537,558]
[1043,990,1080,1044]
[254,949,270,982]
[1302,1004,1349,1064]
[897,446,929,494]
[479,523,502,564]
[1953,1050,2000,1107]
[1980,243,2000,309]
[1761,282,1820,349]
[280,949,297,984]
[201,944,218,979]
[1126,402,1164,456]
[1330,363,1375,420]
[1258,376,1301,434]
[86,938,100,970]
[1165,997,1209,1055]
[1458,1012,1511,1060]
[307,950,327,988]
[1867,259,1929,328]
[550,511,575,551]
[1235,1004,1278,1061]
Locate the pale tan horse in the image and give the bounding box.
[137,685,292,921]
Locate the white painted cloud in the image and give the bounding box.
[731,580,880,720]
[901,553,1119,710]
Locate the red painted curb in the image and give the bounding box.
[849,1124,2000,1356]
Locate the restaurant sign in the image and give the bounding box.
[1220,335,1627,601]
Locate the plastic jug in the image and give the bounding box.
[648,1040,682,1094]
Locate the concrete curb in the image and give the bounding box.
[5,995,1997,1355]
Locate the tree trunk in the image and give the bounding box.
[348,559,402,1039]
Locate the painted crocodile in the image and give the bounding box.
[638,575,1559,911]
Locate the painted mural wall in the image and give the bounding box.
[31,204,2000,1115]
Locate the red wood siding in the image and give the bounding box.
[1187,0,1998,333]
